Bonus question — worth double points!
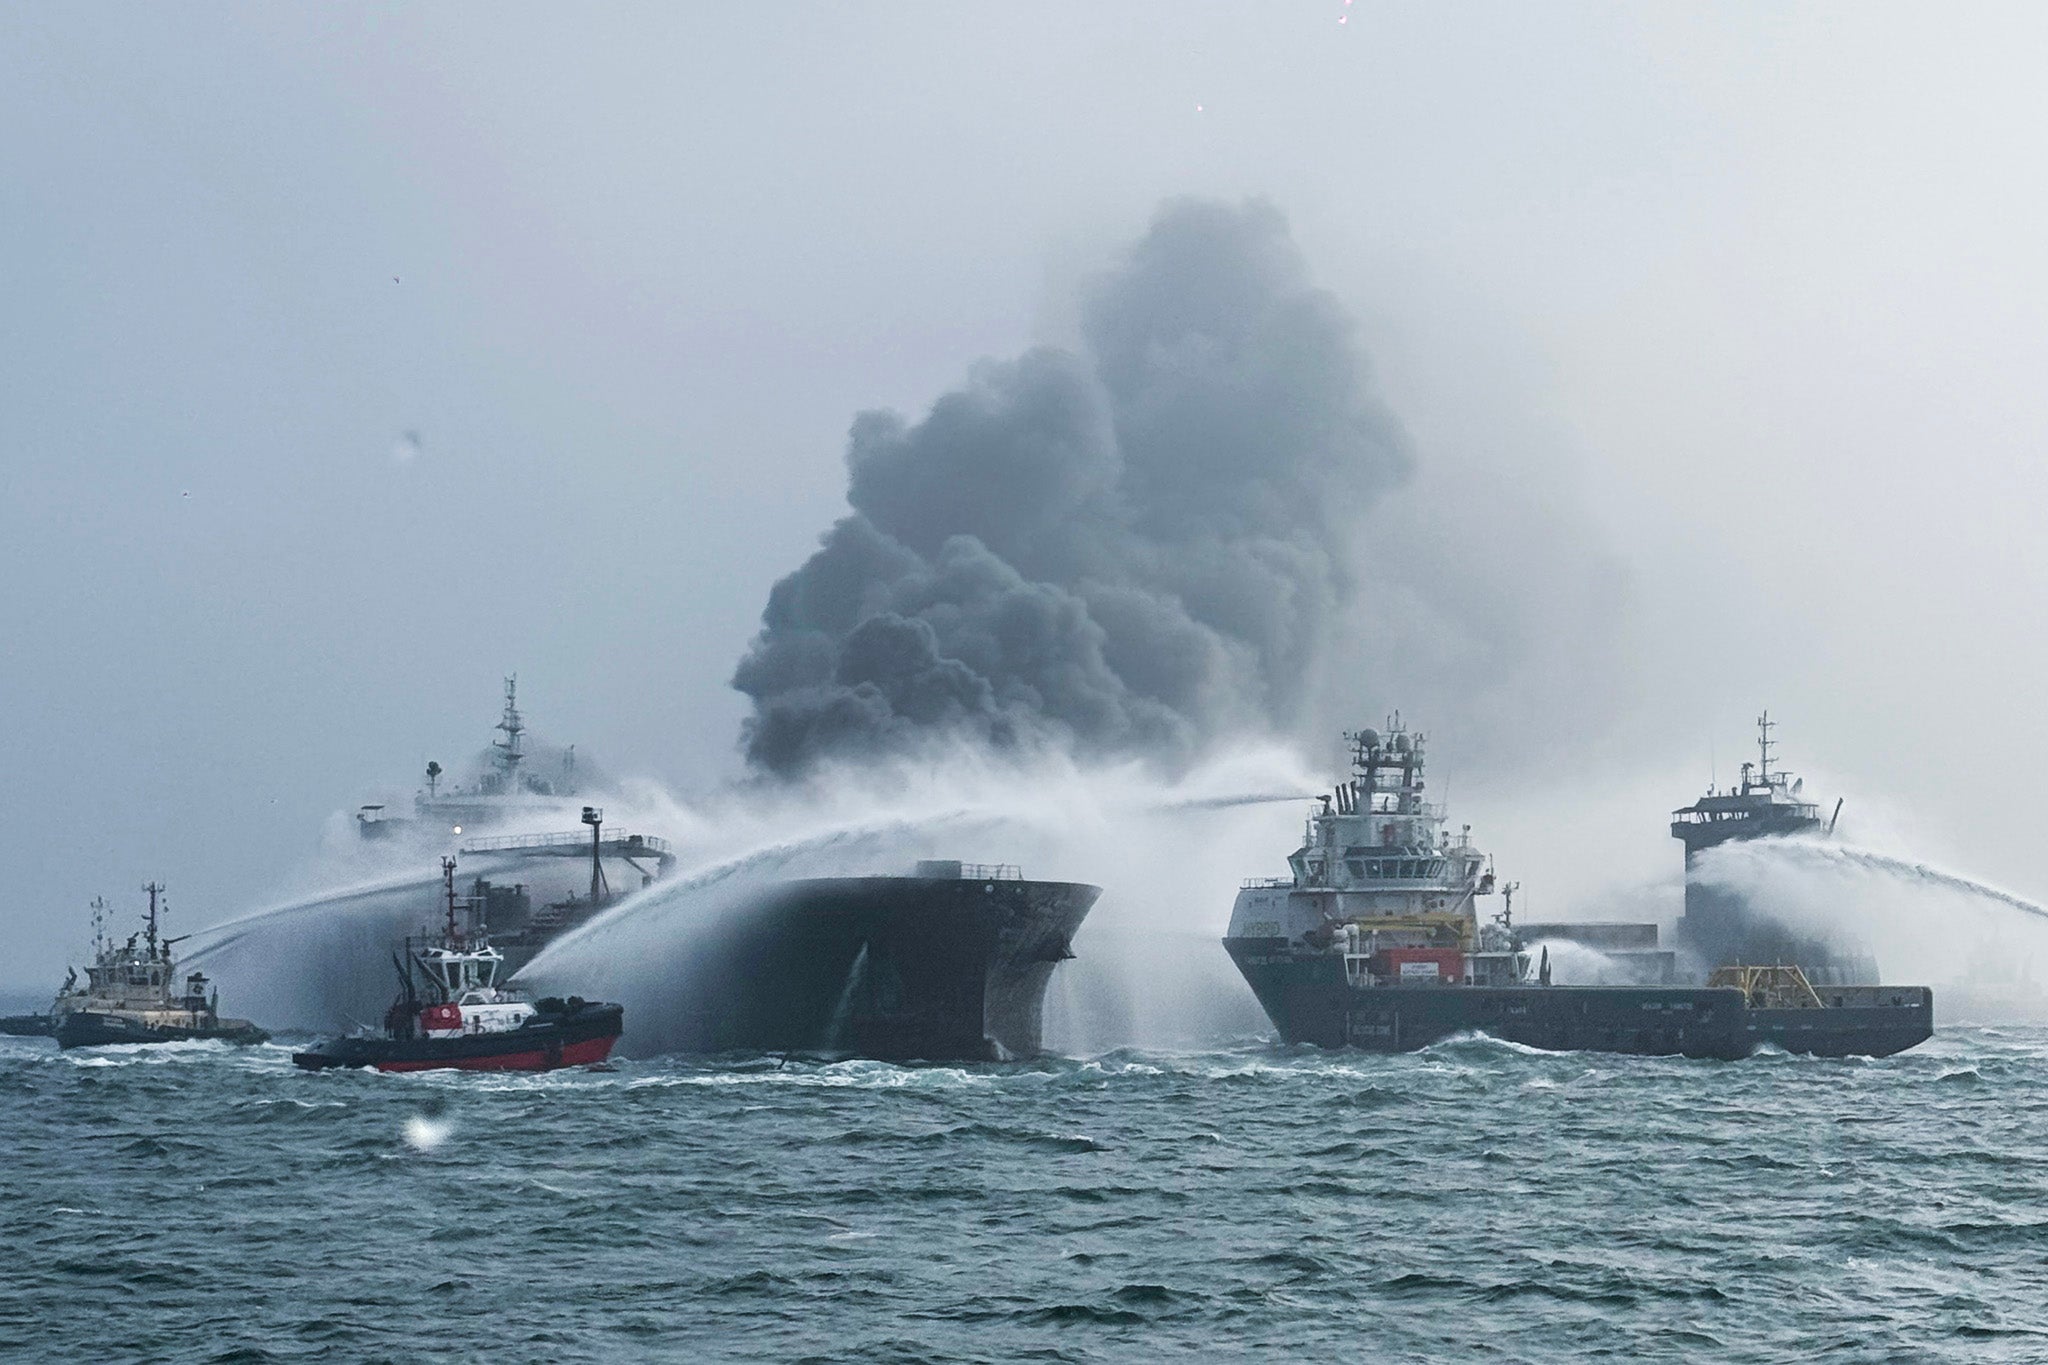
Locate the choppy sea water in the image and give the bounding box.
[3,1027,2044,1364]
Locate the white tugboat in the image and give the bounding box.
[55,885,270,1049]
[293,858,623,1072]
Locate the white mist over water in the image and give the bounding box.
[1691,837,2048,1019]
[1522,939,1635,987]
[518,742,1320,1053]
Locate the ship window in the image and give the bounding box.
[1400,860,1418,878]
[1346,861,1365,880]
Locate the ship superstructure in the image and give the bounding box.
[1226,718,1525,990]
[1671,712,1873,980]
[1223,715,1931,1058]
[356,676,586,841]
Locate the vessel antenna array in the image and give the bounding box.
[142,882,165,961]
[493,674,525,779]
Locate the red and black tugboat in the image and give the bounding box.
[292,858,623,1073]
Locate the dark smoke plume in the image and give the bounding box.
[733,199,1411,775]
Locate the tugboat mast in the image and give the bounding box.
[142,882,164,961]
[441,857,462,945]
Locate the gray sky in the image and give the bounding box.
[6,4,2048,985]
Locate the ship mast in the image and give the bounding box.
[582,806,610,906]
[1757,709,1776,786]
[142,882,164,961]
[441,857,462,945]
[492,675,525,786]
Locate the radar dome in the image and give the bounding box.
[1358,728,1381,748]
[1393,733,1410,753]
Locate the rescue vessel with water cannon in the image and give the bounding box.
[1222,716,1932,1058]
[291,858,623,1072]
[1671,711,1879,981]
[54,885,270,1049]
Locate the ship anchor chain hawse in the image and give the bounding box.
[1222,713,1934,1058]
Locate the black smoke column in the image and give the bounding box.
[733,198,1411,774]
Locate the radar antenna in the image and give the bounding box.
[1757,709,1776,784]
[1494,881,1521,940]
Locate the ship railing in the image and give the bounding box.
[959,863,1023,881]
[460,829,673,857]
[1240,877,1294,889]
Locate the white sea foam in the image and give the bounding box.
[401,1115,453,1151]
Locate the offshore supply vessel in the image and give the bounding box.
[1671,712,1877,981]
[54,885,269,1050]
[1222,717,1932,1058]
[294,858,622,1073]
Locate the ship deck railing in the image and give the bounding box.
[958,863,1023,881]
[460,829,673,857]
[1240,877,1295,889]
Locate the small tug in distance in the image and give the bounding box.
[53,885,269,1049]
[293,858,623,1073]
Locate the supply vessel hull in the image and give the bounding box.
[1225,941,1930,1058]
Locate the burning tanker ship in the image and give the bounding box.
[193,678,1098,1061]
[578,860,1101,1061]
[1223,714,1932,1058]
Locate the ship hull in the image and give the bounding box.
[1225,938,1933,1059]
[0,1014,56,1038]
[55,1011,271,1050]
[291,1002,623,1072]
[597,875,1100,1062]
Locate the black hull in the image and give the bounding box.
[1225,939,1933,1059]
[292,1002,624,1071]
[585,876,1100,1062]
[55,1011,271,1050]
[0,1014,55,1038]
